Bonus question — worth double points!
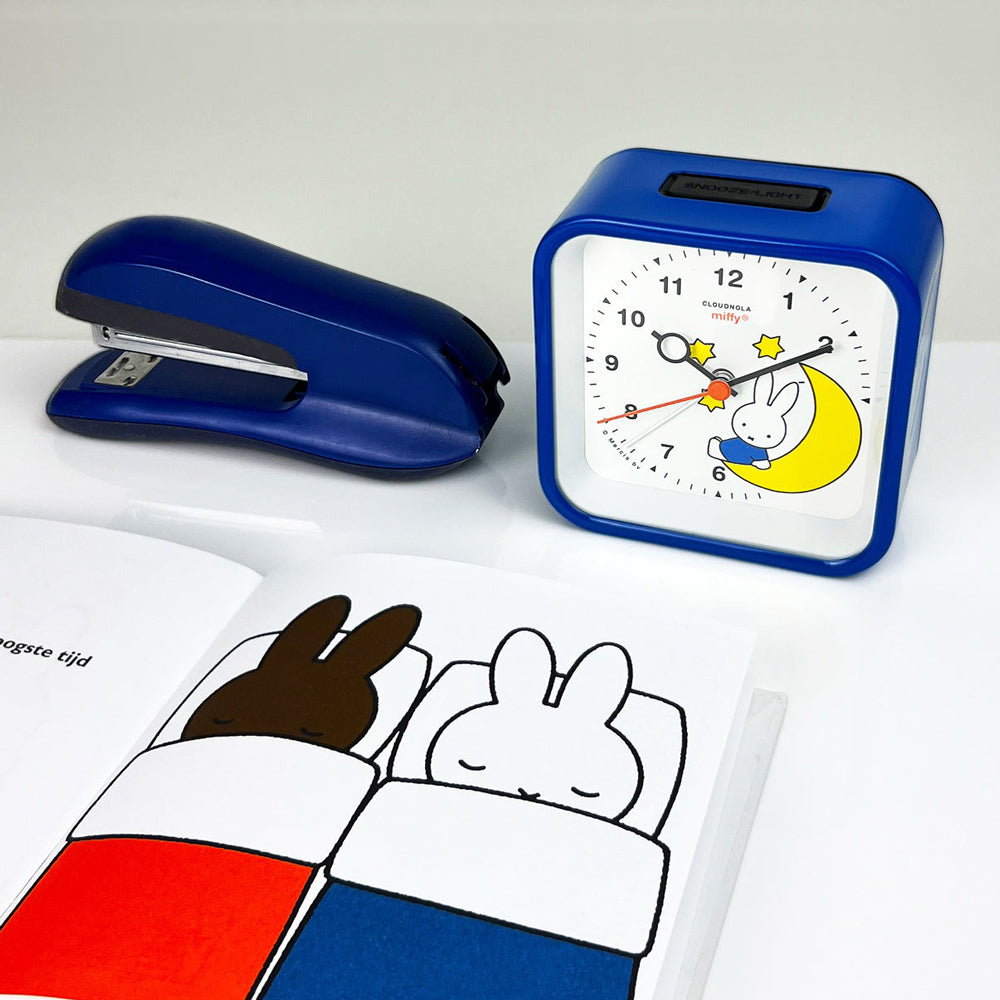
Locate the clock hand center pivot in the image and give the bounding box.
[707,378,732,401]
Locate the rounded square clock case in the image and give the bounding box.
[533,149,943,576]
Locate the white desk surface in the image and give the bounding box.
[0,337,995,998]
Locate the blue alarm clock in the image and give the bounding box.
[533,149,943,576]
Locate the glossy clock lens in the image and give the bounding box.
[580,236,896,525]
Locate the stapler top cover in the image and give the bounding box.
[47,216,510,474]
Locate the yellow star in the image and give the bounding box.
[753,334,783,360]
[699,394,726,412]
[690,339,716,365]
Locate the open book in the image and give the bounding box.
[0,515,783,1000]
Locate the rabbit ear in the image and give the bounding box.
[258,595,352,673]
[753,371,774,405]
[489,628,556,706]
[770,380,800,416]
[558,642,632,724]
[327,604,422,678]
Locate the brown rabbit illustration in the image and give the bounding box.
[181,595,422,750]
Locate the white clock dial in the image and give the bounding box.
[550,234,899,560]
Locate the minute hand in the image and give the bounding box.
[728,336,834,388]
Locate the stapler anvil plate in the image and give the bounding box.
[46,217,510,475]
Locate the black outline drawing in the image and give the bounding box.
[425,627,645,822]
[1,611,691,1000]
[257,626,690,999]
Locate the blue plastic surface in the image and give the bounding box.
[533,149,944,576]
[47,217,509,474]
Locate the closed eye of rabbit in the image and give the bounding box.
[458,759,487,771]
[571,786,600,799]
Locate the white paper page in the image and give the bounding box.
[0,516,262,912]
[177,553,754,1000]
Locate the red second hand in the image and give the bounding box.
[598,380,731,424]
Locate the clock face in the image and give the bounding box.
[549,234,899,560]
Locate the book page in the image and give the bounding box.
[0,516,262,911]
[0,551,754,1000]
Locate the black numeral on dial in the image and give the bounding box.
[617,309,645,327]
[714,268,743,287]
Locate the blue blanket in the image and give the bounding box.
[262,880,637,1000]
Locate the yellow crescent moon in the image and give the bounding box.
[726,365,861,493]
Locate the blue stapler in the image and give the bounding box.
[46,217,509,475]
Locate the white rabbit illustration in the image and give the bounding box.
[427,628,642,821]
[708,371,800,470]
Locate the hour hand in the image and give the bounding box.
[651,331,736,394]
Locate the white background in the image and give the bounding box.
[1,4,998,1000]
[0,0,996,345]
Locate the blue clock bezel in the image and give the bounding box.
[533,149,943,577]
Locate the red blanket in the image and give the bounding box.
[0,836,313,1000]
